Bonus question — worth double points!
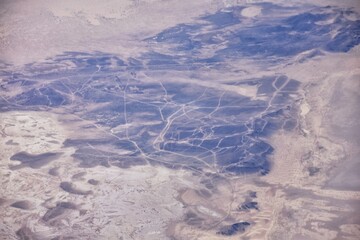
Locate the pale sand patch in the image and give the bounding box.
[0,111,195,240]
[150,75,259,99]
[0,111,67,157]
[244,48,360,239]
[241,6,262,18]
[300,100,310,117]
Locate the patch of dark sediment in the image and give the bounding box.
[60,182,92,195]
[10,151,62,169]
[48,167,60,176]
[42,202,78,223]
[87,179,100,185]
[16,227,41,240]
[10,200,33,210]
